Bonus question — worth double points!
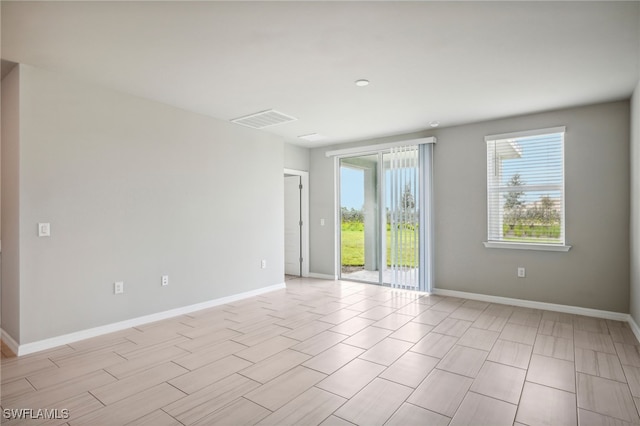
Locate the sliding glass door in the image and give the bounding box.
[338,142,432,291]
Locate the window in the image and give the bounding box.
[484,127,570,251]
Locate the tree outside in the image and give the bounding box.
[502,174,561,241]
[341,184,418,270]
[503,173,526,231]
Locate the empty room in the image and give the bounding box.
[2,1,640,425]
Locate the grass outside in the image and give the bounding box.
[341,222,418,267]
[502,223,561,243]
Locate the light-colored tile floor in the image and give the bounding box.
[2,278,640,425]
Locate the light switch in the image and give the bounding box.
[38,223,51,237]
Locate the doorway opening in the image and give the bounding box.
[340,154,381,284]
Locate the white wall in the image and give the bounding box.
[308,147,337,277]
[6,65,285,344]
[629,11,640,324]
[1,65,20,340]
[434,101,629,312]
[310,101,631,312]
[284,143,309,172]
[631,79,640,322]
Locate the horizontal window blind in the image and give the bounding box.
[486,127,565,245]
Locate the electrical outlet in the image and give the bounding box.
[261,259,267,269]
[114,281,124,294]
[517,267,526,278]
[38,223,51,237]
[161,275,169,286]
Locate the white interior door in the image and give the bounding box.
[284,175,301,276]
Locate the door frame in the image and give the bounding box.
[284,168,309,278]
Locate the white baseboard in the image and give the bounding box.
[1,328,20,356]
[10,282,286,356]
[628,315,640,343]
[308,273,337,280]
[432,288,629,322]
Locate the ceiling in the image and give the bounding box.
[2,1,639,147]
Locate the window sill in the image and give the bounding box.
[483,241,572,252]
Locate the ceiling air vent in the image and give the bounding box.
[231,109,298,129]
[298,133,327,142]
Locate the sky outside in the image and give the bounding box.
[500,133,563,204]
[341,167,419,210]
[341,167,364,210]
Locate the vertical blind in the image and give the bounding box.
[388,145,420,289]
[486,127,566,246]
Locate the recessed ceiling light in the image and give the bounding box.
[298,133,327,142]
[429,121,440,128]
[355,79,370,87]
